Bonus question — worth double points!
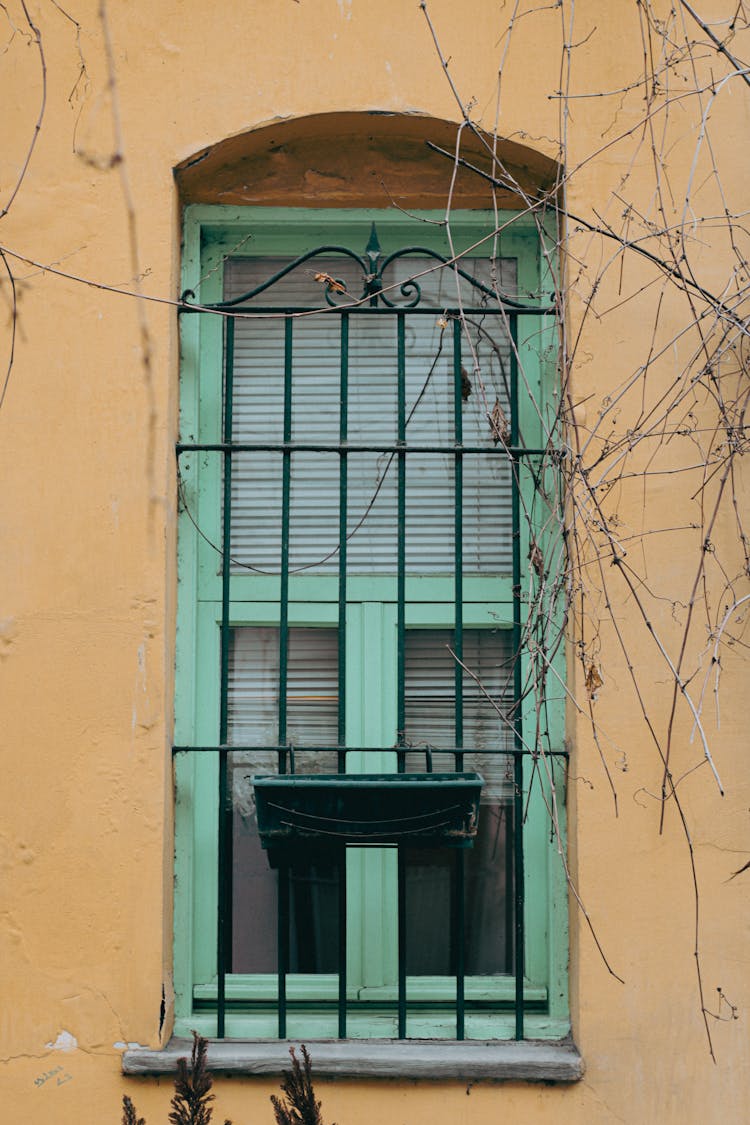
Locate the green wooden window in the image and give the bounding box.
[174,207,569,1041]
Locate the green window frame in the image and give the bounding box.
[174,206,569,1041]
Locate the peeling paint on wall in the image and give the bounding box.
[45,1031,78,1052]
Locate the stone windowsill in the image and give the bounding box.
[122,1038,584,1083]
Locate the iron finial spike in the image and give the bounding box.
[364,222,383,303]
[365,221,382,262]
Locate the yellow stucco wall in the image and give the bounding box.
[0,1,747,1121]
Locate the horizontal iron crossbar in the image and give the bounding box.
[179,304,554,316]
[172,744,568,757]
[176,442,552,456]
[193,998,548,1013]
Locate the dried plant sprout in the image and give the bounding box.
[271,1046,331,1125]
[120,1039,331,1125]
[1,0,747,1061]
[122,1094,147,1125]
[122,1033,232,1125]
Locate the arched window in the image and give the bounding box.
[174,119,567,1043]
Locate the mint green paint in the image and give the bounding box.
[209,574,515,611]
[347,602,399,997]
[173,234,201,1019]
[174,205,569,1039]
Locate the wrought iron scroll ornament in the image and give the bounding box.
[180,223,550,313]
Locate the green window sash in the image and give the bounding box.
[174,207,568,1041]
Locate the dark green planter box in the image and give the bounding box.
[252,772,484,856]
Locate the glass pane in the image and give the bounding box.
[228,626,340,974]
[403,628,515,762]
[403,628,514,976]
[404,809,514,977]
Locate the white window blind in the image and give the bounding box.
[228,625,338,747]
[224,255,516,576]
[228,626,339,814]
[227,625,513,797]
[404,628,514,800]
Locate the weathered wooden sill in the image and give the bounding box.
[122,1038,584,1082]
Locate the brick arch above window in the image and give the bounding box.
[174,111,560,211]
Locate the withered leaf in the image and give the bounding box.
[529,539,544,578]
[313,271,347,294]
[489,397,510,445]
[585,662,604,699]
[461,365,472,402]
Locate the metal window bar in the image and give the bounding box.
[179,235,558,1041]
[396,310,407,759]
[337,311,349,1038]
[452,317,466,1040]
[276,317,294,1039]
[279,316,293,756]
[216,316,235,1039]
[396,311,407,1039]
[509,314,526,1040]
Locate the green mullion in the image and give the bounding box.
[216,315,235,1039]
[510,313,525,1041]
[221,573,513,611]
